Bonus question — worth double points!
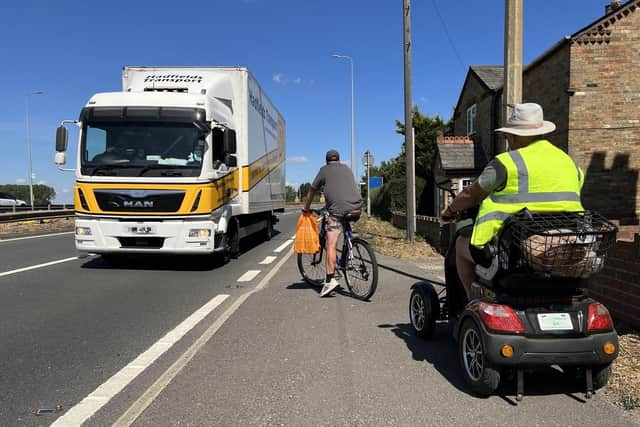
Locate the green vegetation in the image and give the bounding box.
[367,107,452,219]
[0,184,56,205]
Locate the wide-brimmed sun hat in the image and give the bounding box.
[495,103,556,136]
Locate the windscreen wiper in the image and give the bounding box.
[88,164,139,175]
[138,164,198,176]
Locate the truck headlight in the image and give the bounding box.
[76,226,92,236]
[189,229,211,238]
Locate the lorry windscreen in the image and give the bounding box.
[80,122,207,177]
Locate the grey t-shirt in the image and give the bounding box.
[476,158,507,193]
[311,162,362,215]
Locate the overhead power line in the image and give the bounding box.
[431,0,467,73]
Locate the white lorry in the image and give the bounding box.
[55,66,285,260]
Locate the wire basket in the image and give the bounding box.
[497,210,618,278]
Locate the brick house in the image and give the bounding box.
[432,133,487,214]
[450,0,640,226]
[442,0,640,327]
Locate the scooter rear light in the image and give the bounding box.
[478,302,525,333]
[587,303,614,332]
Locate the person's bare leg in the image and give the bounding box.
[456,235,476,299]
[325,227,338,275]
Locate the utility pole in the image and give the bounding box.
[403,0,416,241]
[363,150,374,217]
[502,0,523,153]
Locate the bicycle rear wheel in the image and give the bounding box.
[344,238,378,300]
[297,250,326,287]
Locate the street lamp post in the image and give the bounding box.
[26,91,44,210]
[331,54,356,179]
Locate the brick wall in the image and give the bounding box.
[524,42,572,152]
[453,74,496,156]
[568,4,640,224]
[589,233,640,328]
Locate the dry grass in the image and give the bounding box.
[353,214,441,260]
[0,218,74,238]
[608,328,640,413]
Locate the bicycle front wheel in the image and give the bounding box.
[297,250,326,287]
[344,238,378,300]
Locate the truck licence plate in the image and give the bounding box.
[537,313,573,331]
[129,225,154,234]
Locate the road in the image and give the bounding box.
[0,210,636,426]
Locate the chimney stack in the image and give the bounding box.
[605,0,622,15]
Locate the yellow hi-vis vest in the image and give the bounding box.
[470,140,585,248]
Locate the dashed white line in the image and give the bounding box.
[114,247,295,427]
[0,231,74,243]
[0,257,80,278]
[259,256,277,265]
[274,239,293,253]
[237,270,261,282]
[51,294,230,427]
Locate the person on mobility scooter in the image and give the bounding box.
[409,103,619,400]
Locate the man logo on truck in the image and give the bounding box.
[123,200,154,208]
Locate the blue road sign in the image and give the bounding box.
[369,176,383,190]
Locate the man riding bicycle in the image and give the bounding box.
[303,149,362,297]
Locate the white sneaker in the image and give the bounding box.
[320,278,339,297]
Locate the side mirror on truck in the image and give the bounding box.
[56,126,68,152]
[55,126,69,165]
[225,154,237,168]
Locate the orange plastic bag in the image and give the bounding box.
[294,212,320,254]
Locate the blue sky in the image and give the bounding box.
[0,0,613,203]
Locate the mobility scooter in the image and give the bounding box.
[409,179,619,400]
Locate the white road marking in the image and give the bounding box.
[114,248,295,427]
[259,256,277,265]
[0,257,80,277]
[51,294,230,427]
[0,231,74,243]
[237,270,261,282]
[274,239,293,253]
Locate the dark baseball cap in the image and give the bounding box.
[326,149,340,162]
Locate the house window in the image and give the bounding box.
[466,104,477,135]
[461,178,473,189]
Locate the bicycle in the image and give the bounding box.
[297,208,378,300]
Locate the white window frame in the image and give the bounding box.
[466,104,477,135]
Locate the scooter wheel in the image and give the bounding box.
[563,363,613,391]
[409,284,438,339]
[459,319,501,396]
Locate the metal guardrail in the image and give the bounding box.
[0,208,75,224]
[0,204,72,213]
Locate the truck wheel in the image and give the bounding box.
[459,318,501,396]
[263,215,273,241]
[226,219,240,260]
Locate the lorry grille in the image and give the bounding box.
[94,189,185,212]
[118,237,165,249]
